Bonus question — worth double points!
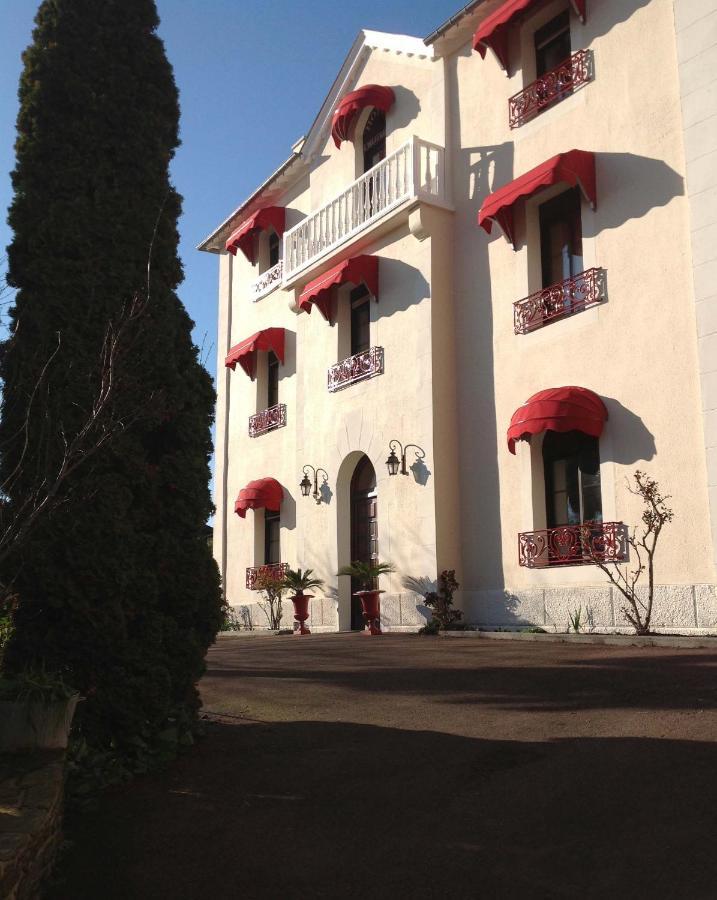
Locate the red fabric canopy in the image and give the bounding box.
[298,255,379,322]
[331,84,395,148]
[507,386,607,454]
[234,478,284,519]
[225,206,286,263]
[478,149,596,246]
[224,327,285,379]
[473,0,586,71]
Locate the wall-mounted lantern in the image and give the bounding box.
[300,465,328,504]
[386,440,426,477]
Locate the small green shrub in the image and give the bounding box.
[424,570,462,631]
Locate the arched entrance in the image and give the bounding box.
[349,455,378,630]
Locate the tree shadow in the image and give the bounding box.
[51,716,717,900]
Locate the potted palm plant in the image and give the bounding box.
[336,561,395,635]
[283,568,325,635]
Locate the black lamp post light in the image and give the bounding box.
[386,439,426,477]
[300,465,328,504]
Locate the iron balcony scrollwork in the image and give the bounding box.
[248,403,287,438]
[509,49,593,129]
[249,260,283,302]
[246,563,289,590]
[518,521,629,569]
[513,267,605,335]
[327,346,384,392]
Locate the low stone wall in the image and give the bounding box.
[0,751,65,900]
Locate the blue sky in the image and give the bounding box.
[1,0,460,383]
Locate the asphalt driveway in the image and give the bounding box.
[51,633,717,899]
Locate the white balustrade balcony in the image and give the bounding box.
[283,136,448,282]
[249,260,283,302]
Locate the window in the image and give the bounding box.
[350,285,370,356]
[539,188,583,288]
[534,11,571,78]
[268,231,280,268]
[543,430,602,528]
[362,108,386,173]
[267,350,279,408]
[264,511,280,565]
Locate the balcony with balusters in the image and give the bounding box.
[282,136,449,286]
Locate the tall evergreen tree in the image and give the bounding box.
[1,0,222,763]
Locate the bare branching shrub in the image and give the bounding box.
[255,572,286,631]
[591,470,674,635]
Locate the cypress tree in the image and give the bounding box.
[1,0,222,766]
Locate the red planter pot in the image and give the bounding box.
[291,592,313,635]
[353,590,384,635]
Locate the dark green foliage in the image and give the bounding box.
[0,0,222,769]
[423,570,462,630]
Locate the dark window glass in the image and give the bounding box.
[350,285,370,356]
[543,430,602,528]
[362,108,386,173]
[264,511,281,565]
[267,351,279,408]
[539,187,583,288]
[535,11,571,77]
[268,231,280,268]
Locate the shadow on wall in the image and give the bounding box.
[279,330,297,381]
[374,257,430,320]
[402,574,438,596]
[595,153,684,233]
[389,85,420,131]
[602,396,657,464]
[588,0,654,43]
[280,489,297,532]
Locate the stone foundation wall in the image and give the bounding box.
[0,752,64,900]
[462,584,717,634]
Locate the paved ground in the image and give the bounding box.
[51,633,717,899]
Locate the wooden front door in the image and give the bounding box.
[350,457,378,630]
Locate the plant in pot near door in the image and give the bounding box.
[337,561,395,635]
[283,568,325,635]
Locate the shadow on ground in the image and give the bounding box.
[51,716,717,900]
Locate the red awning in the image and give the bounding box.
[225,206,286,263]
[298,256,379,322]
[225,327,285,379]
[507,386,607,454]
[478,149,596,247]
[234,478,284,519]
[473,0,586,71]
[331,84,396,148]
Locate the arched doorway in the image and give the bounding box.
[349,455,378,630]
[362,108,386,173]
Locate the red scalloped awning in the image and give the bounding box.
[478,149,596,247]
[331,85,395,148]
[473,0,586,71]
[298,255,379,323]
[234,478,284,519]
[507,386,607,454]
[225,207,286,263]
[225,327,285,379]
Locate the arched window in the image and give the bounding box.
[268,230,280,268]
[543,430,602,527]
[362,108,386,173]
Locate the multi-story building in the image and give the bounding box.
[199,0,717,633]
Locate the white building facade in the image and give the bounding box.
[200,0,717,633]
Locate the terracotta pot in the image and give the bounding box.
[353,590,384,635]
[291,592,313,635]
[0,694,79,751]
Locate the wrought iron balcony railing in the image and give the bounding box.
[513,267,605,335]
[509,49,592,129]
[518,522,629,568]
[249,260,283,302]
[327,346,384,393]
[246,563,289,590]
[248,403,287,438]
[283,136,447,281]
